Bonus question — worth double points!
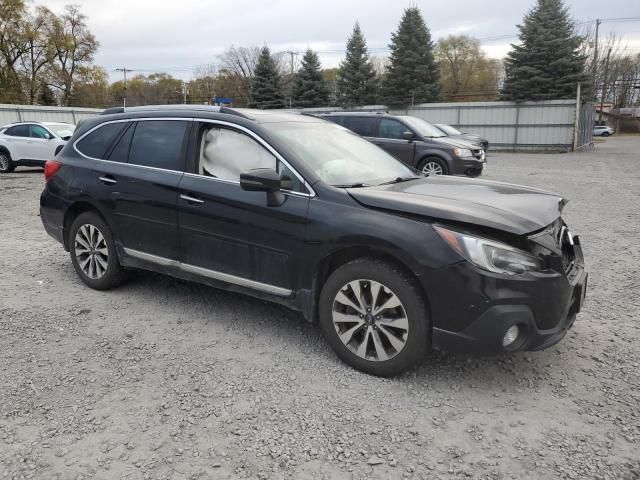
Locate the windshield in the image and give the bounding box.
[47,124,75,139]
[265,122,415,186]
[399,116,446,138]
[436,124,462,135]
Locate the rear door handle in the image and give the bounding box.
[180,194,204,205]
[99,175,117,185]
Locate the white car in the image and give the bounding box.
[0,121,75,173]
[593,125,614,137]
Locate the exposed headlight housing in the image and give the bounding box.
[434,226,544,275]
[453,147,473,158]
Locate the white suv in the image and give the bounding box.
[0,121,75,173]
[593,125,614,137]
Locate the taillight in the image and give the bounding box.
[44,160,62,182]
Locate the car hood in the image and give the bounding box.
[428,136,480,150]
[347,176,567,235]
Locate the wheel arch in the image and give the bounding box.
[416,153,450,174]
[307,245,431,324]
[62,200,113,251]
[0,145,12,157]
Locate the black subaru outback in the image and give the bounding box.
[40,105,586,377]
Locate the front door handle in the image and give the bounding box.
[99,175,117,185]
[180,194,204,205]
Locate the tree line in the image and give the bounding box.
[1,0,639,109]
[0,0,97,106]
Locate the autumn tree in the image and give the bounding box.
[0,0,28,102]
[18,6,56,104]
[435,35,501,101]
[48,5,98,105]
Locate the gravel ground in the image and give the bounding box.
[1,136,639,480]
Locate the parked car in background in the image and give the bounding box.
[40,105,586,376]
[593,125,614,137]
[434,123,490,151]
[319,112,486,177]
[0,121,75,173]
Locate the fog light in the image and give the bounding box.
[502,325,520,347]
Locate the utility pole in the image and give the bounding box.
[282,51,297,109]
[599,47,612,124]
[592,19,601,79]
[115,68,133,109]
[573,82,581,152]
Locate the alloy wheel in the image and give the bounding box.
[332,279,409,361]
[422,161,443,176]
[74,224,109,279]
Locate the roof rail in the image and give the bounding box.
[99,104,251,119]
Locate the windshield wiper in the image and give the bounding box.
[378,176,420,186]
[332,183,370,188]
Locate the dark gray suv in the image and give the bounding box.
[320,112,486,177]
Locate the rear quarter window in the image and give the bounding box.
[76,122,127,159]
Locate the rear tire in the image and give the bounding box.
[69,212,128,290]
[319,258,430,377]
[0,151,15,173]
[418,156,448,176]
[601,132,610,137]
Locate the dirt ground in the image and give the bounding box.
[1,136,639,480]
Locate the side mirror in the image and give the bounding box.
[402,131,415,141]
[240,168,285,206]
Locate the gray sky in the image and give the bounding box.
[38,0,640,81]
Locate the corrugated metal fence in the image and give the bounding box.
[2,100,593,152]
[0,104,101,125]
[304,99,593,152]
[402,100,592,152]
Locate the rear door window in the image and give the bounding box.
[342,117,377,137]
[128,120,189,171]
[76,122,127,159]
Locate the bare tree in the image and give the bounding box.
[48,4,98,106]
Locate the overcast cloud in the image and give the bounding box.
[35,0,640,80]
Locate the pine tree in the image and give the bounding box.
[293,49,329,108]
[38,83,58,106]
[337,23,377,107]
[501,0,589,101]
[249,47,285,109]
[381,7,440,107]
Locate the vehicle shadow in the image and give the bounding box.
[109,269,557,385]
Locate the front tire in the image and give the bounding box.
[601,131,610,137]
[418,156,448,176]
[0,151,15,173]
[319,258,430,377]
[69,212,128,290]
